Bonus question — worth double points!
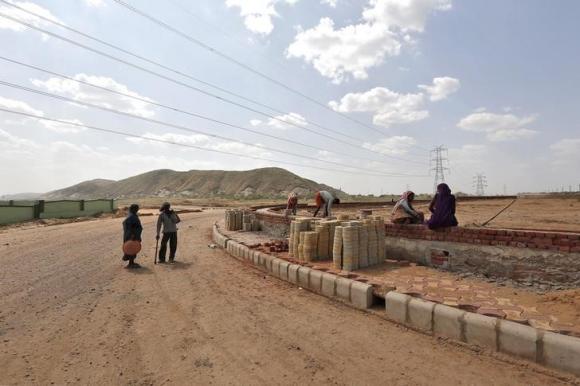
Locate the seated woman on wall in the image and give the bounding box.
[391,191,424,224]
[427,183,459,230]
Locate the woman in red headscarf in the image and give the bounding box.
[391,191,424,224]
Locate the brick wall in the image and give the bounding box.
[385,223,580,254]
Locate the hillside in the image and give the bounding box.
[42,168,345,200]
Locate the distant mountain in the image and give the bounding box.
[42,168,346,200]
[0,192,43,200]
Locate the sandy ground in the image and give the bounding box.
[0,211,577,385]
[292,197,580,232]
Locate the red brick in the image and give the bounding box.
[554,238,571,246]
[559,246,571,253]
[571,246,580,253]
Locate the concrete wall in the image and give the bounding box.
[84,200,115,215]
[385,236,580,289]
[255,206,580,288]
[0,206,36,225]
[40,201,82,219]
[0,199,116,225]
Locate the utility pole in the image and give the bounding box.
[430,145,449,194]
[473,173,488,196]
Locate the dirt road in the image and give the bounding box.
[0,211,574,385]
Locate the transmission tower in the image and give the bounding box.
[430,145,449,193]
[473,173,488,196]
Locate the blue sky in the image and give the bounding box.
[0,0,578,196]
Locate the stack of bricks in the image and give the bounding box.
[225,209,244,231]
[332,217,386,272]
[384,223,580,253]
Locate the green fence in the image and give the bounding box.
[0,199,116,225]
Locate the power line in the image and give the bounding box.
[0,107,421,179]
[0,56,422,170]
[0,8,428,167]
[0,0,358,144]
[0,58,427,173]
[430,145,449,194]
[473,173,488,196]
[112,0,391,137]
[0,79,427,178]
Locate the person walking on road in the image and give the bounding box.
[313,190,340,218]
[156,202,181,264]
[122,204,143,269]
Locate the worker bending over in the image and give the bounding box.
[287,192,298,216]
[313,190,340,218]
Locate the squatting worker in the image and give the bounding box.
[122,204,143,269]
[391,191,424,224]
[287,192,298,216]
[156,202,181,264]
[313,190,340,218]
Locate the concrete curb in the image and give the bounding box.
[382,289,580,377]
[212,224,580,377]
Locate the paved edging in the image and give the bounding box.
[385,292,580,376]
[213,224,580,377]
[213,224,373,310]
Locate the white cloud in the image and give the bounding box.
[362,0,452,32]
[418,76,460,101]
[287,18,401,83]
[126,132,273,158]
[362,136,417,155]
[0,128,39,153]
[0,96,85,134]
[321,0,337,7]
[127,132,210,146]
[0,1,62,39]
[85,0,106,7]
[249,119,262,126]
[550,138,580,166]
[40,118,86,134]
[457,111,538,142]
[0,96,44,116]
[31,74,156,118]
[286,0,451,82]
[267,112,307,129]
[329,87,428,127]
[226,0,299,35]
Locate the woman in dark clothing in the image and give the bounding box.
[122,204,143,268]
[427,183,458,230]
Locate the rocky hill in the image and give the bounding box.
[42,168,345,200]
